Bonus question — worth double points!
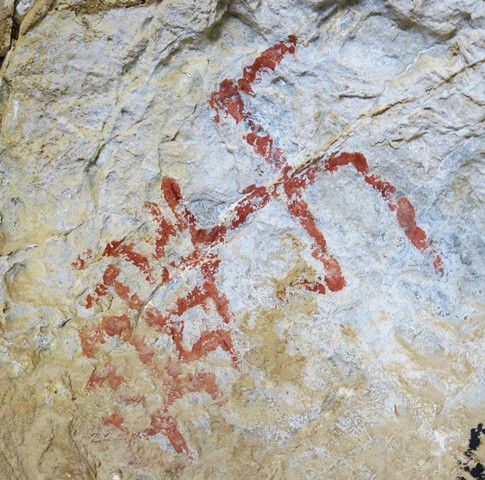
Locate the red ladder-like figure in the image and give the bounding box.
[75,35,443,462]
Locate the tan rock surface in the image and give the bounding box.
[1,1,484,479]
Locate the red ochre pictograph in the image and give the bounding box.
[74,35,443,463]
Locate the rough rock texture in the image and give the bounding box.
[0,1,484,479]
[0,0,14,57]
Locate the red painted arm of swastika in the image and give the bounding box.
[209,36,444,280]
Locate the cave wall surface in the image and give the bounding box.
[0,1,484,479]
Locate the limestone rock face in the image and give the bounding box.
[0,0,14,57]
[0,1,484,479]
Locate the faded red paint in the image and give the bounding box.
[81,306,223,457]
[79,326,106,358]
[78,186,235,457]
[100,314,132,338]
[142,262,236,365]
[72,249,92,270]
[145,201,177,259]
[301,279,326,295]
[182,329,234,363]
[143,413,192,458]
[104,413,124,428]
[85,264,144,310]
[87,364,124,390]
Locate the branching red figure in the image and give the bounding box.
[74,35,443,464]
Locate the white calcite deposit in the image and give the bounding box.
[0,1,484,479]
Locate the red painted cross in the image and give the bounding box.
[73,35,443,464]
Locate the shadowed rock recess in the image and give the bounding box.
[0,0,484,479]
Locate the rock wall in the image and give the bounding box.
[0,1,484,479]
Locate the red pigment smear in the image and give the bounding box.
[142,364,219,457]
[119,393,145,404]
[284,191,346,292]
[78,37,445,464]
[104,413,124,428]
[129,335,155,364]
[79,326,106,357]
[72,249,92,270]
[75,40,273,461]
[209,35,296,123]
[82,301,233,437]
[143,305,170,335]
[143,413,192,458]
[80,310,222,458]
[82,177,238,366]
[162,177,227,247]
[104,265,144,310]
[163,366,219,406]
[326,151,368,175]
[161,177,187,230]
[244,129,286,170]
[80,315,131,358]
[433,255,444,272]
[139,366,220,460]
[364,175,397,203]
[209,38,443,283]
[209,79,244,124]
[84,264,144,310]
[172,279,231,326]
[395,197,430,250]
[162,266,170,283]
[181,329,234,364]
[301,279,326,295]
[208,37,347,290]
[101,314,132,338]
[87,364,124,390]
[192,225,227,246]
[143,277,236,364]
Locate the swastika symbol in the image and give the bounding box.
[74,35,443,465]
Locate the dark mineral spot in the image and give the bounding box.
[469,424,484,453]
[458,423,485,480]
